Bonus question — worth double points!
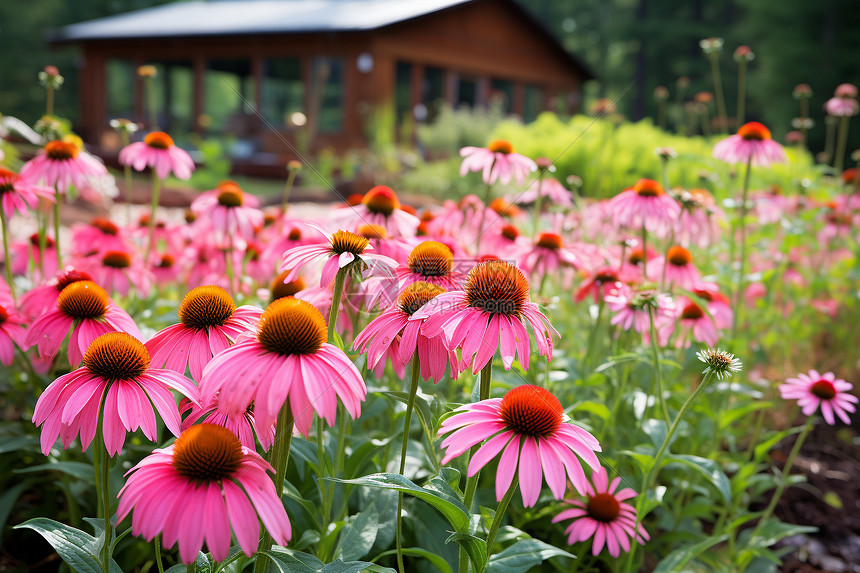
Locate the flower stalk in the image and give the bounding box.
[396,352,422,573]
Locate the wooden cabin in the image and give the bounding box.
[53,0,592,172]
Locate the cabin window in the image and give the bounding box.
[262,58,304,127]
[106,59,135,120]
[523,85,544,123]
[311,57,344,133]
[134,62,193,138]
[457,76,477,108]
[205,59,255,134]
[489,79,514,114]
[395,62,412,125]
[422,67,444,122]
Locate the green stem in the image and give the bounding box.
[144,174,162,264]
[53,195,63,268]
[37,211,46,277]
[485,476,518,555]
[625,370,717,572]
[800,97,809,149]
[0,210,15,302]
[46,86,55,116]
[226,241,235,296]
[583,297,604,373]
[121,130,134,223]
[532,170,546,235]
[824,117,836,165]
[281,169,298,214]
[657,100,666,131]
[154,535,165,573]
[145,77,158,131]
[396,352,422,573]
[648,307,670,424]
[328,268,346,342]
[254,402,294,573]
[100,439,111,573]
[732,157,753,341]
[640,225,648,279]
[474,178,494,255]
[737,61,747,128]
[834,115,850,172]
[709,52,728,133]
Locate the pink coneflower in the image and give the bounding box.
[199,297,366,436]
[825,84,859,117]
[32,332,199,456]
[191,181,264,242]
[267,269,306,302]
[552,466,649,557]
[779,370,857,425]
[609,179,680,238]
[649,246,700,289]
[70,218,134,258]
[513,177,573,207]
[355,282,461,381]
[0,301,27,365]
[146,286,262,381]
[398,241,464,291]
[713,122,788,167]
[673,188,723,248]
[20,268,93,320]
[0,167,54,218]
[261,225,315,273]
[180,398,275,451]
[517,232,586,278]
[479,223,528,259]
[605,284,675,345]
[11,234,59,282]
[331,185,420,239]
[690,282,732,329]
[152,253,182,286]
[280,226,398,288]
[82,250,154,298]
[356,223,412,263]
[438,384,601,506]
[19,140,108,197]
[574,268,625,304]
[459,139,536,186]
[675,299,719,347]
[413,260,558,373]
[116,424,290,563]
[118,131,195,180]
[25,280,143,366]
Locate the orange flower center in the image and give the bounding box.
[144,131,174,149]
[55,269,93,292]
[489,198,514,216]
[499,385,563,438]
[681,302,704,320]
[91,217,119,236]
[810,379,837,400]
[634,179,664,197]
[346,193,364,206]
[184,209,198,224]
[737,122,771,141]
[157,254,175,268]
[397,281,446,315]
[416,221,429,236]
[45,140,79,160]
[330,230,369,256]
[501,224,520,241]
[217,189,244,208]
[628,247,645,265]
[257,297,326,355]
[357,223,388,240]
[178,285,236,329]
[464,260,529,316]
[593,270,620,284]
[488,139,513,155]
[692,288,714,302]
[408,241,454,277]
[270,270,305,301]
[83,332,150,380]
[587,492,621,522]
[172,424,243,483]
[0,167,18,193]
[362,185,401,216]
[58,281,109,320]
[667,246,692,266]
[288,228,302,241]
[536,232,563,250]
[102,251,131,269]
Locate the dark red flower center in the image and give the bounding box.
[594,270,620,284]
[681,302,704,320]
[488,139,513,155]
[83,332,149,380]
[270,270,305,301]
[45,140,79,160]
[288,228,302,241]
[91,218,119,236]
[499,385,563,438]
[536,232,563,250]
[634,179,664,197]
[102,251,131,269]
[587,492,621,522]
[144,131,174,149]
[810,379,837,400]
[408,241,453,277]
[363,185,400,216]
[667,246,692,266]
[397,281,446,315]
[628,247,645,265]
[258,297,326,355]
[58,281,109,320]
[178,285,236,329]
[172,424,243,483]
[464,260,529,316]
[56,269,93,291]
[501,224,520,241]
[0,167,18,193]
[30,233,54,249]
[217,188,244,207]
[0,305,8,325]
[737,122,772,141]
[157,254,175,268]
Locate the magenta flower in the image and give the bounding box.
[552,466,649,557]
[513,177,573,207]
[459,139,536,186]
[199,297,366,436]
[713,122,787,167]
[32,332,199,456]
[691,282,733,329]
[20,268,94,320]
[25,280,143,366]
[0,300,27,365]
[117,424,290,563]
[180,397,275,451]
[280,225,398,288]
[191,181,264,242]
[648,246,700,289]
[438,384,601,507]
[0,167,54,218]
[779,370,857,425]
[19,140,108,197]
[331,186,420,238]
[675,299,719,348]
[119,131,195,180]
[516,232,595,278]
[70,218,134,258]
[413,260,558,374]
[354,282,461,382]
[80,250,154,298]
[609,179,681,238]
[824,84,859,117]
[146,285,262,381]
[605,284,675,345]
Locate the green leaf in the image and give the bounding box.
[570,401,611,422]
[666,454,732,504]
[754,427,802,462]
[594,352,646,373]
[486,538,574,573]
[263,547,378,573]
[372,547,453,573]
[652,534,729,573]
[718,401,772,431]
[14,517,120,573]
[445,531,487,573]
[14,461,94,480]
[336,506,379,561]
[0,480,32,538]
[330,473,470,531]
[0,435,41,454]
[742,519,817,550]
[641,419,673,451]
[382,390,437,454]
